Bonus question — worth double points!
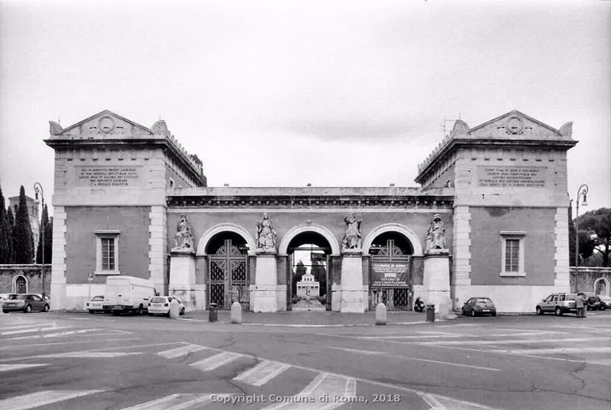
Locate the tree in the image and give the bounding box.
[0,185,10,263]
[576,208,611,267]
[13,186,34,263]
[6,206,15,263]
[36,204,52,264]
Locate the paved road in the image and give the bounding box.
[0,311,610,410]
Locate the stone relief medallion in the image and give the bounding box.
[98,116,116,134]
[505,116,524,135]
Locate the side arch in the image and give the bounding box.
[594,277,610,295]
[12,274,28,294]
[361,223,424,256]
[278,224,341,256]
[196,223,257,256]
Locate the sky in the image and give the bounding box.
[0,0,610,217]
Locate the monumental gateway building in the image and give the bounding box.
[45,109,577,314]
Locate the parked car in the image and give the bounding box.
[462,297,497,317]
[86,295,108,313]
[148,296,185,317]
[599,295,611,310]
[2,294,50,313]
[577,292,604,311]
[536,292,580,316]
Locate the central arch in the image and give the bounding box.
[278,224,340,256]
[361,223,423,256]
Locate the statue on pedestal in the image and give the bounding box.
[256,213,277,251]
[426,214,446,251]
[342,213,362,251]
[173,214,194,251]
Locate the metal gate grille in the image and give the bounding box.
[208,239,249,310]
[371,239,411,311]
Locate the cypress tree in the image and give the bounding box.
[14,186,34,263]
[36,204,52,264]
[0,185,9,263]
[6,206,15,263]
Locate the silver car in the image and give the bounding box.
[536,293,578,316]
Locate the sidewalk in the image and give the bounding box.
[181,309,450,327]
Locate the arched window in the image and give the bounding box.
[13,275,28,294]
[594,278,610,296]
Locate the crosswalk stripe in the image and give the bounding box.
[419,392,492,410]
[1,326,72,336]
[233,360,291,386]
[0,322,52,331]
[265,373,356,410]
[0,389,103,410]
[190,352,244,372]
[38,351,143,358]
[158,344,208,359]
[492,347,611,355]
[125,393,229,410]
[0,364,47,372]
[421,337,610,346]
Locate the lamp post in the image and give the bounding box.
[574,184,589,274]
[34,182,45,298]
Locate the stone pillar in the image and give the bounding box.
[252,251,280,312]
[422,249,452,315]
[168,250,199,311]
[340,251,366,313]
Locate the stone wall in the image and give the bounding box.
[570,267,611,295]
[0,264,51,295]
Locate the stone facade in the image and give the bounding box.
[0,265,50,295]
[42,109,580,313]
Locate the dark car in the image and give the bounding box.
[462,297,497,317]
[599,295,611,310]
[2,293,50,313]
[578,292,605,311]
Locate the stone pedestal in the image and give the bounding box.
[340,252,366,313]
[169,250,200,311]
[422,249,452,316]
[252,252,281,312]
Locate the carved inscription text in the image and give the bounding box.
[478,166,546,188]
[76,166,142,187]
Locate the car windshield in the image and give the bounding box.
[92,296,104,301]
[150,297,166,303]
[600,296,610,301]
[476,298,492,304]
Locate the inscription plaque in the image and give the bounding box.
[76,166,143,187]
[478,165,546,188]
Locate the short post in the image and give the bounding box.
[231,301,242,324]
[209,303,218,322]
[375,302,387,325]
[169,298,180,319]
[426,304,435,323]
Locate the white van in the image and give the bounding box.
[103,276,157,315]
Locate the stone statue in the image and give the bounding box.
[256,213,277,251]
[426,214,446,250]
[173,214,194,250]
[342,213,362,251]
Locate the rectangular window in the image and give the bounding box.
[95,230,120,275]
[500,231,526,277]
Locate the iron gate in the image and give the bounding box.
[208,239,249,310]
[371,239,412,311]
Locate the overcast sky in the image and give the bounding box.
[0,0,610,216]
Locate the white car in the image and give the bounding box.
[148,296,185,316]
[86,295,107,313]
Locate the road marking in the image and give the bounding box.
[265,373,357,410]
[492,347,611,355]
[0,338,140,351]
[190,352,244,371]
[0,363,47,372]
[0,322,54,331]
[125,393,229,410]
[419,392,492,410]
[158,344,208,359]
[234,360,292,386]
[420,337,611,346]
[1,326,72,336]
[6,328,106,340]
[0,389,103,410]
[328,347,500,372]
[38,351,143,358]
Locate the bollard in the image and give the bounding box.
[168,298,180,319]
[426,304,435,323]
[231,301,242,324]
[209,303,218,322]
[375,302,387,325]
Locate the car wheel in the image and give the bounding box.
[136,305,144,315]
[555,307,562,316]
[599,305,606,311]
[180,307,185,315]
[24,305,32,313]
[492,312,496,317]
[536,306,543,315]
[43,305,50,312]
[471,309,476,317]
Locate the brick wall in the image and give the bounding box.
[570,267,611,295]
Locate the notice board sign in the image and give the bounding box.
[372,262,409,288]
